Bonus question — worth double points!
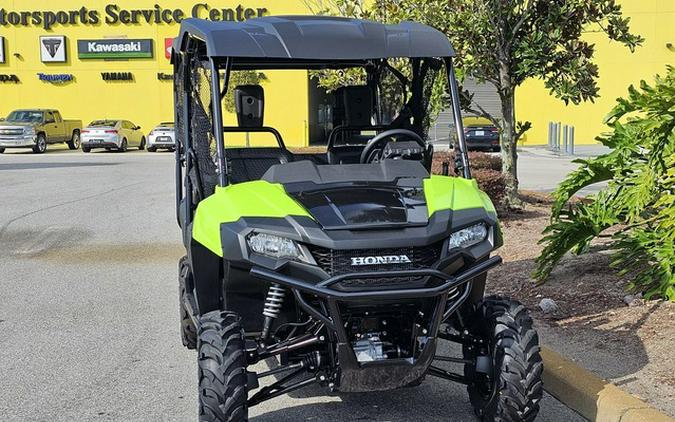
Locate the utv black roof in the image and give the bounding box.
[173,16,455,65]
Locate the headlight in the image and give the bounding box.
[23,127,36,135]
[448,223,488,249]
[247,233,310,262]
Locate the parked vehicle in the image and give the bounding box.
[464,124,500,152]
[173,16,542,422]
[81,120,146,153]
[147,122,175,152]
[0,109,82,154]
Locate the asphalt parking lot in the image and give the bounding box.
[0,148,584,421]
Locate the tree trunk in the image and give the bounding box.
[498,68,521,209]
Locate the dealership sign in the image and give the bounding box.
[40,35,67,63]
[101,72,133,81]
[0,74,19,83]
[78,39,153,59]
[38,73,74,83]
[0,5,269,30]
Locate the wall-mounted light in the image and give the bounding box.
[13,53,22,59]
[667,42,674,50]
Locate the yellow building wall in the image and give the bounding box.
[516,0,675,145]
[0,0,311,146]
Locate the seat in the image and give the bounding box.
[327,86,383,164]
[227,147,294,183]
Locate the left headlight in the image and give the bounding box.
[448,223,488,249]
[23,127,36,136]
[247,232,312,263]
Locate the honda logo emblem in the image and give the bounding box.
[350,255,412,266]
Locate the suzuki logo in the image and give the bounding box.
[350,255,412,266]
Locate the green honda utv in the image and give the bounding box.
[172,16,543,422]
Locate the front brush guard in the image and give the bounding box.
[250,255,502,392]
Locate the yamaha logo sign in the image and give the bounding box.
[350,255,412,266]
[101,72,134,81]
[78,39,153,59]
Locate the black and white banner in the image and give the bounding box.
[0,36,5,63]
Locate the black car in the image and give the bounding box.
[464,125,500,152]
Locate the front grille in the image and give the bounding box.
[308,242,444,287]
[0,129,23,136]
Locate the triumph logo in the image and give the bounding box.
[42,39,62,58]
[350,255,412,266]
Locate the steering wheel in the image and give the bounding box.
[359,129,427,164]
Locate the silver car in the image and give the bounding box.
[147,122,175,152]
[81,120,146,153]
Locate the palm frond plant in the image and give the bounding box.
[534,66,675,301]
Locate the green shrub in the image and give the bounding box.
[534,66,675,301]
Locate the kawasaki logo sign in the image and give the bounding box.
[77,39,153,59]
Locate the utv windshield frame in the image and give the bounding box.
[172,16,471,226]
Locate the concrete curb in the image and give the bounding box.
[541,346,674,422]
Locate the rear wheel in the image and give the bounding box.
[119,138,128,152]
[147,145,157,152]
[463,296,543,422]
[67,131,80,150]
[33,134,47,154]
[198,311,248,422]
[178,256,197,349]
[139,137,146,150]
[82,145,91,153]
[0,147,5,154]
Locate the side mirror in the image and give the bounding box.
[136,126,141,130]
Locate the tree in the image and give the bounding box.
[308,0,643,208]
[534,67,675,300]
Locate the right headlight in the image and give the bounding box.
[23,127,36,136]
[448,223,488,249]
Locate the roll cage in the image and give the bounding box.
[172,16,472,232]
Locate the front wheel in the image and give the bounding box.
[82,145,91,153]
[33,134,47,154]
[463,296,543,422]
[198,311,248,422]
[0,147,5,154]
[139,137,146,150]
[147,145,157,152]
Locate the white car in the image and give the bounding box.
[147,122,175,152]
[81,120,146,153]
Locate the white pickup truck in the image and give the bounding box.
[0,109,82,154]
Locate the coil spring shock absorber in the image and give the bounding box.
[261,283,286,340]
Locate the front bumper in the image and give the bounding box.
[251,255,501,392]
[0,136,37,148]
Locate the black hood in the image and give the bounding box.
[262,160,432,230]
[290,185,429,230]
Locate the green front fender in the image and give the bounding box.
[423,175,497,217]
[192,181,312,256]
